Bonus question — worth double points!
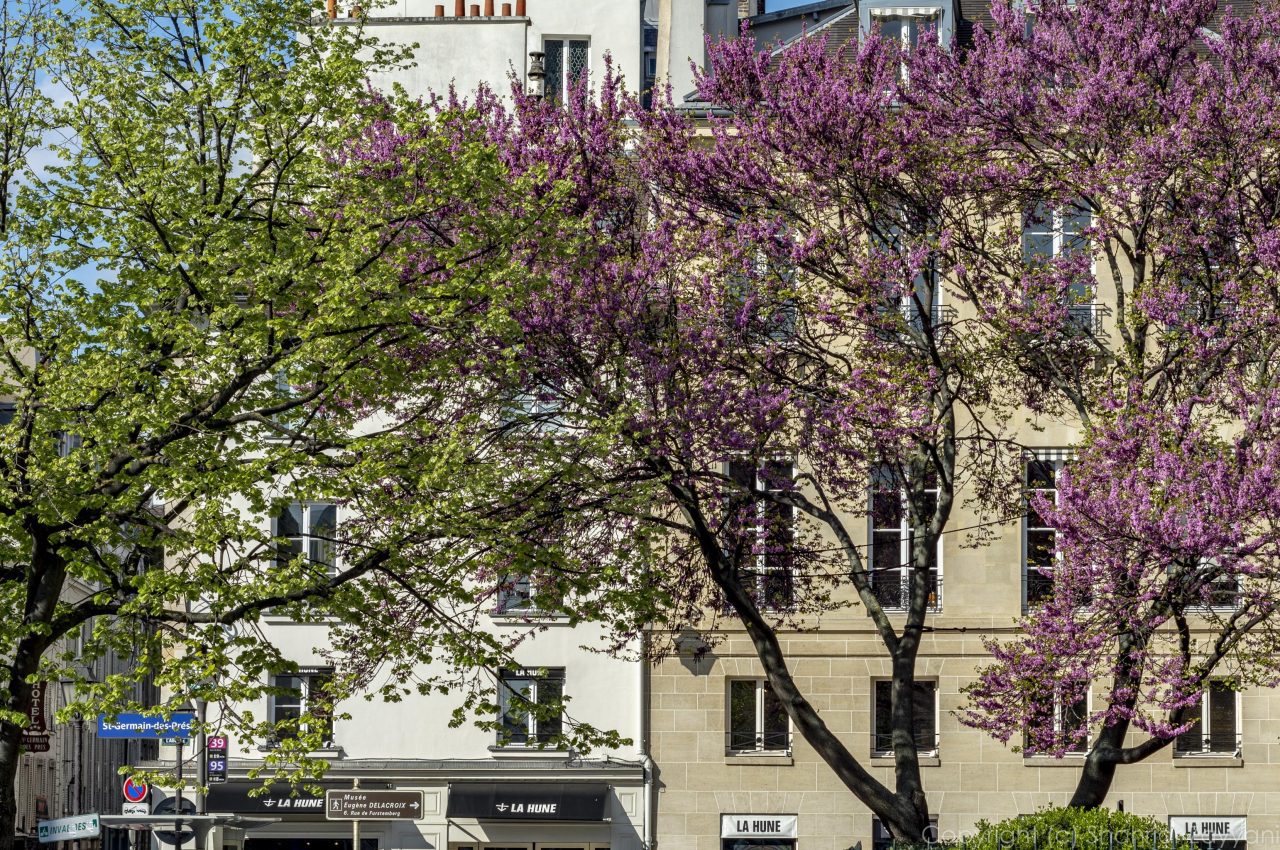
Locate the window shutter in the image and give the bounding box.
[1208,682,1237,753]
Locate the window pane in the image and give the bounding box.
[1026,460,1056,489]
[278,504,303,537]
[1063,693,1088,753]
[567,40,589,87]
[1208,682,1237,753]
[761,685,788,750]
[1062,206,1091,255]
[544,40,564,101]
[308,503,337,569]
[729,681,758,750]
[1022,204,1054,262]
[874,681,893,751]
[912,682,936,751]
[497,574,533,611]
[537,675,563,743]
[1027,529,1056,568]
[878,17,903,41]
[1175,694,1203,753]
[499,676,532,745]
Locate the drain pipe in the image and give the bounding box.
[639,631,655,850]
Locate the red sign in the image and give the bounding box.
[122,777,149,803]
[207,735,228,751]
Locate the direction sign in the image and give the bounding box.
[324,790,423,821]
[122,777,149,804]
[97,712,195,739]
[38,814,100,844]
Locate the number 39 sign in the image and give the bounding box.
[205,736,229,784]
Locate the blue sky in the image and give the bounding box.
[765,0,826,9]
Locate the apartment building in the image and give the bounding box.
[649,3,1273,850]
[140,7,746,850]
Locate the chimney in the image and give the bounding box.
[501,1,511,13]
[484,0,494,13]
[516,0,525,15]
[454,0,464,14]
[469,3,479,14]
[326,0,336,18]
[434,3,444,14]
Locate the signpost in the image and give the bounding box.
[37,814,100,844]
[324,790,423,821]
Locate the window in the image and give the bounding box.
[1179,559,1239,611]
[269,670,334,745]
[493,573,561,615]
[870,215,948,336]
[1025,685,1089,755]
[869,467,941,611]
[543,38,589,102]
[728,460,795,608]
[497,668,564,747]
[275,502,338,573]
[872,680,937,755]
[1022,201,1098,333]
[1175,680,1240,756]
[872,817,938,850]
[727,679,790,754]
[1024,457,1065,606]
[872,11,939,82]
[0,403,15,426]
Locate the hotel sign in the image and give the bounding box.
[721,814,799,839]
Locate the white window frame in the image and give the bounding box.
[871,678,939,757]
[869,9,942,83]
[496,668,565,748]
[1174,680,1242,757]
[273,501,339,574]
[268,669,335,747]
[1023,456,1068,608]
[1024,685,1090,757]
[727,459,796,609]
[726,678,791,755]
[542,37,590,101]
[868,468,942,612]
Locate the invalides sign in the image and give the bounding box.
[721,814,799,839]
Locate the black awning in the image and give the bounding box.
[446,783,609,821]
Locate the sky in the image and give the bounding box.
[765,0,827,10]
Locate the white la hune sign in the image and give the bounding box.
[1169,816,1246,842]
[721,814,798,839]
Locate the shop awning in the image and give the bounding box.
[446,783,609,821]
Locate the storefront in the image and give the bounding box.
[1170,816,1247,849]
[445,783,615,850]
[719,814,797,850]
[204,783,394,850]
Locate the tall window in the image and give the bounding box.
[270,670,334,745]
[872,680,937,755]
[872,11,939,82]
[728,460,795,608]
[275,502,338,573]
[497,668,564,747]
[543,38,589,102]
[872,218,943,333]
[1175,680,1240,756]
[727,679,790,754]
[1024,458,1066,606]
[869,468,940,611]
[1023,202,1096,332]
[1025,686,1089,755]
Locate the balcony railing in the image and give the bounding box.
[872,572,941,612]
[1065,303,1109,336]
[872,730,940,756]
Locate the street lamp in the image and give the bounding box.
[527,51,545,100]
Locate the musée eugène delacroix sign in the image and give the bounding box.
[96,712,195,739]
[445,783,609,821]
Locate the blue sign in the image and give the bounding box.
[97,712,195,739]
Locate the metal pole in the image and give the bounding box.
[195,701,207,816]
[351,778,360,850]
[174,740,184,850]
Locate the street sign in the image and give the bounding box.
[121,803,149,816]
[205,754,228,784]
[207,735,228,751]
[153,797,196,846]
[324,790,423,821]
[122,777,149,803]
[97,712,195,739]
[37,814,100,843]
